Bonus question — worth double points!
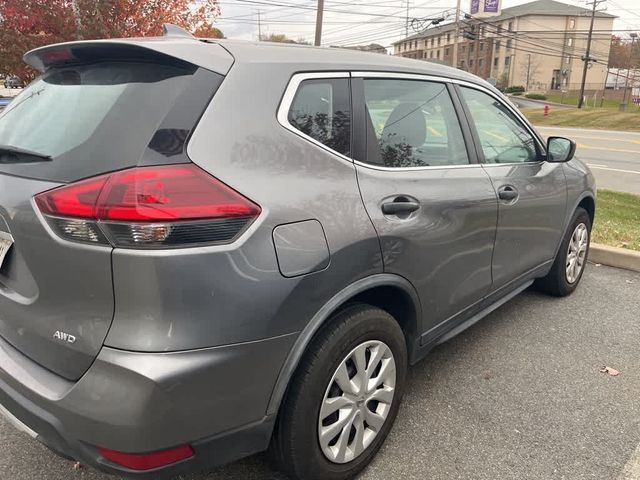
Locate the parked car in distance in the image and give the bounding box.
[0,97,11,110]
[3,76,23,89]
[0,25,595,480]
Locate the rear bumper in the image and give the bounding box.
[0,332,297,477]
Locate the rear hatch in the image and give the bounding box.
[0,42,226,380]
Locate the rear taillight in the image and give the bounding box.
[35,165,261,248]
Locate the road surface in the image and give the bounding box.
[1,265,639,480]
[536,126,640,195]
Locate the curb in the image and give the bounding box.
[589,243,640,273]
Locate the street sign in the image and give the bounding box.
[469,0,501,17]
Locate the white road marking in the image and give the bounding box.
[588,166,640,175]
[586,163,609,168]
[618,441,640,480]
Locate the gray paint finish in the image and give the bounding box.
[0,36,597,478]
[273,220,330,278]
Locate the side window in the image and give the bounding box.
[459,86,539,164]
[287,78,351,156]
[362,79,469,168]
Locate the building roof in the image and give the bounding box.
[393,0,615,45]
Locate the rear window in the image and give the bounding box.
[0,61,220,182]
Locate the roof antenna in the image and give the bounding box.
[162,24,195,39]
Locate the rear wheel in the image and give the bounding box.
[535,207,591,296]
[271,304,407,480]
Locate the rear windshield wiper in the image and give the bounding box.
[0,145,52,163]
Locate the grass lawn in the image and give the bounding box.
[521,107,640,132]
[543,93,638,111]
[592,190,640,251]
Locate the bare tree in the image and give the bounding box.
[520,54,543,91]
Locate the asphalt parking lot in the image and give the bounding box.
[1,264,639,480]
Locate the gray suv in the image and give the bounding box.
[0,26,594,480]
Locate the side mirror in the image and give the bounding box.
[547,136,576,162]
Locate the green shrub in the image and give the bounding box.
[505,85,525,94]
[525,93,547,100]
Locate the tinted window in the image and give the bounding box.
[0,61,215,182]
[363,79,469,168]
[288,78,351,156]
[460,87,538,164]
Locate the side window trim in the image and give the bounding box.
[277,72,353,164]
[452,83,546,164]
[446,82,481,165]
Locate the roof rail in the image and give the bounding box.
[162,24,195,39]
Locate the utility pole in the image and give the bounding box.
[257,10,262,41]
[405,0,410,37]
[621,33,637,111]
[526,54,531,91]
[578,0,604,109]
[314,0,324,46]
[452,0,461,68]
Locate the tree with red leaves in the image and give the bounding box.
[0,0,222,81]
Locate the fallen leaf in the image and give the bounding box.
[599,366,620,377]
[72,462,82,470]
[482,370,493,380]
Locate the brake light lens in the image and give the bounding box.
[35,165,261,248]
[97,444,194,470]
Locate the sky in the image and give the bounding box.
[215,0,640,50]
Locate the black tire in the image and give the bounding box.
[270,304,407,480]
[535,207,591,297]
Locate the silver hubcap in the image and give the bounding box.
[566,222,588,284]
[318,340,396,464]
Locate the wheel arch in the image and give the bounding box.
[266,274,421,416]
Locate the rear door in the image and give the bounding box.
[352,74,498,338]
[0,49,223,380]
[456,85,567,289]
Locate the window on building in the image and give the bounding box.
[430,51,434,58]
[447,33,451,43]
[505,56,511,67]
[495,40,501,51]
[479,58,484,68]
[480,42,484,51]
[461,60,466,69]
[481,26,486,38]
[288,78,351,156]
[362,79,470,168]
[461,45,466,53]
[445,47,450,56]
[414,40,417,49]
[569,18,576,29]
[470,43,475,53]
[506,39,512,49]
[494,57,499,67]
[470,59,475,68]
[431,38,434,47]
[497,25,503,34]
[437,50,441,59]
[508,21,513,31]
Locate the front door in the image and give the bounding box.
[456,85,567,290]
[352,75,498,337]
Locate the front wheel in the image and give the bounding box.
[535,207,591,296]
[270,304,407,480]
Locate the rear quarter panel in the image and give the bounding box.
[105,62,382,351]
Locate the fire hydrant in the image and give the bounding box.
[543,104,550,116]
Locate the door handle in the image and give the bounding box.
[381,199,420,216]
[497,185,519,202]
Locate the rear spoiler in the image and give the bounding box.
[24,26,233,75]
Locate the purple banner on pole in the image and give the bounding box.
[484,0,499,13]
[470,0,480,14]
